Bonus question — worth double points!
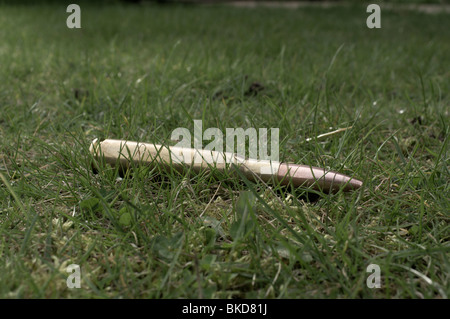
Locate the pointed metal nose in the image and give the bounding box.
[276,163,363,193]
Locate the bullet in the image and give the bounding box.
[90,138,362,193]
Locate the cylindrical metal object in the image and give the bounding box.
[90,138,362,193]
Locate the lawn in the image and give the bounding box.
[0,2,448,298]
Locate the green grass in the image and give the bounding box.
[0,2,449,299]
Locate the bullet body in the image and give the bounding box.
[90,138,362,193]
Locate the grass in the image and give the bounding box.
[0,2,449,299]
